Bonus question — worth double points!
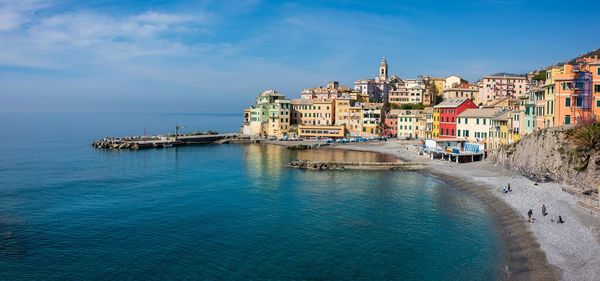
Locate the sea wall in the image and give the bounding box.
[491,126,600,193]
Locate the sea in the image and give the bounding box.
[0,113,502,280]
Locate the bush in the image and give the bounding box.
[572,122,600,151]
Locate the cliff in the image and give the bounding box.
[492,125,600,194]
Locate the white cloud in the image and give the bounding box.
[0,0,49,31]
[0,3,214,69]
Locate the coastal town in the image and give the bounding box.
[237,49,600,280]
[241,51,600,154]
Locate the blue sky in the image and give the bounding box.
[1,0,599,113]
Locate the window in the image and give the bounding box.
[451,129,454,136]
[597,100,600,108]
[576,97,583,107]
[476,118,480,125]
[595,85,600,93]
[565,97,571,107]
[598,67,600,75]
[458,118,461,124]
[458,130,461,137]
[483,119,486,125]
[565,115,571,125]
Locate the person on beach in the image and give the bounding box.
[558,216,565,224]
[527,209,533,222]
[542,204,547,216]
[507,183,511,192]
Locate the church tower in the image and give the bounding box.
[379,57,388,81]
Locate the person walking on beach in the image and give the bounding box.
[527,209,533,222]
[558,216,565,224]
[542,204,547,216]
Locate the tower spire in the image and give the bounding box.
[379,57,388,81]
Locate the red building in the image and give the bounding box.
[434,99,477,138]
[382,109,400,137]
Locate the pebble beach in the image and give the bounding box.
[328,141,600,281]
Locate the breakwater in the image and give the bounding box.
[286,160,424,171]
[92,133,254,149]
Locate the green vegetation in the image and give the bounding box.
[389,103,426,110]
[572,122,600,151]
[532,70,546,81]
[565,122,600,171]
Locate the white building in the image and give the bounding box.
[444,75,467,90]
[354,58,392,102]
[456,108,501,143]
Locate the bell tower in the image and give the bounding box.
[379,57,388,81]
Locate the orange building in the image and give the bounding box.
[554,61,598,126]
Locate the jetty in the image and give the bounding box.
[93,132,257,150]
[286,160,424,171]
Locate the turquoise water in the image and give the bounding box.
[0,113,502,280]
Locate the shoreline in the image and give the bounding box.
[320,141,600,281]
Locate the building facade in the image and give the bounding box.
[456,108,502,145]
[434,99,478,139]
[243,89,291,138]
[479,75,527,105]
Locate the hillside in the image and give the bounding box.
[492,124,600,196]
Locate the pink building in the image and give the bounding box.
[383,109,400,137]
[479,75,527,105]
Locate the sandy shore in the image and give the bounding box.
[325,141,600,281]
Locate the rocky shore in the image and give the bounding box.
[286,159,424,171]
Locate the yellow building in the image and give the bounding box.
[298,125,345,139]
[348,106,363,136]
[488,110,512,149]
[397,110,423,139]
[422,107,434,138]
[543,66,561,128]
[360,103,383,137]
[291,99,335,126]
[334,98,350,126]
[432,107,440,138]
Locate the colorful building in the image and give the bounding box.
[442,84,478,102]
[433,99,478,138]
[422,107,434,138]
[243,89,291,138]
[456,108,502,145]
[488,110,513,150]
[383,109,400,138]
[298,125,345,139]
[479,75,527,105]
[554,64,594,126]
[361,103,383,136]
[290,99,335,126]
[433,107,440,138]
[397,110,423,139]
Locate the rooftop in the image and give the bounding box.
[259,89,283,97]
[433,98,471,108]
[458,108,501,118]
